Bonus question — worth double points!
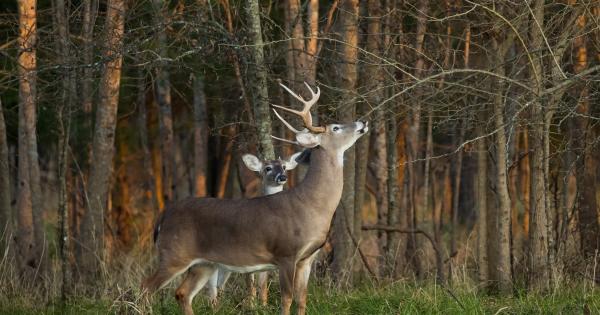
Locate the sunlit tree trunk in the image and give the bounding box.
[152,0,176,204]
[17,0,43,278]
[193,74,209,197]
[136,71,158,219]
[331,0,359,282]
[81,0,125,279]
[216,125,236,199]
[571,10,599,261]
[245,0,275,160]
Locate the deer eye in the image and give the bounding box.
[333,126,340,132]
[265,166,272,172]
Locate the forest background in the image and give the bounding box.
[0,0,600,313]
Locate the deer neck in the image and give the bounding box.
[263,184,283,196]
[292,147,344,215]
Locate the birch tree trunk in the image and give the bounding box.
[331,0,359,281]
[81,0,125,279]
[245,0,275,160]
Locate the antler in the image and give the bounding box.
[271,82,326,134]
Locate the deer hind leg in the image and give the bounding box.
[257,271,269,306]
[142,256,194,294]
[175,264,216,315]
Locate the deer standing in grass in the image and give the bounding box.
[205,152,302,306]
[142,82,368,315]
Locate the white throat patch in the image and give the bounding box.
[264,185,284,195]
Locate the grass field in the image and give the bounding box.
[1,279,599,315]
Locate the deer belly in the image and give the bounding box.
[216,263,276,273]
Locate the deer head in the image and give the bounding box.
[271,82,368,165]
[241,152,302,192]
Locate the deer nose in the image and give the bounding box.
[277,174,287,183]
[358,121,368,133]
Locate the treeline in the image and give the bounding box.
[0,0,599,300]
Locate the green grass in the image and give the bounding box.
[1,282,599,314]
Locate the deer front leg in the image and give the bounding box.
[294,252,318,315]
[246,273,257,303]
[206,269,219,306]
[278,262,296,315]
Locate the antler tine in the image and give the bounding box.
[303,81,320,99]
[272,109,301,133]
[271,135,299,146]
[279,82,306,103]
[277,81,326,133]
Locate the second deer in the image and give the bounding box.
[205,152,302,305]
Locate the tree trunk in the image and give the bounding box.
[193,74,209,198]
[491,40,512,292]
[17,0,44,278]
[571,10,599,261]
[219,0,253,121]
[331,0,359,282]
[527,0,550,291]
[287,0,307,86]
[81,0,97,159]
[152,0,176,204]
[520,131,531,236]
[406,0,429,279]
[353,0,384,270]
[476,124,489,286]
[450,119,465,280]
[245,0,275,160]
[0,100,10,241]
[55,0,75,297]
[81,0,125,280]
[136,70,158,219]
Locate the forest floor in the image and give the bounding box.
[1,279,599,315]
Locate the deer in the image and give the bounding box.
[205,152,303,306]
[142,82,368,315]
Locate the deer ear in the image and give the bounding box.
[285,151,303,170]
[242,154,262,172]
[295,132,321,148]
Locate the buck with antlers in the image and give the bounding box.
[142,82,368,315]
[205,152,302,306]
